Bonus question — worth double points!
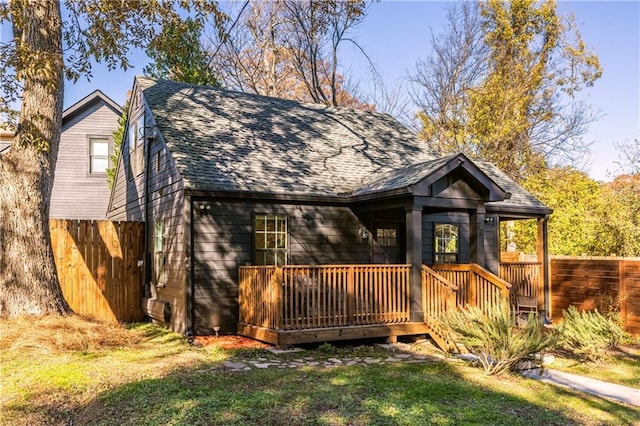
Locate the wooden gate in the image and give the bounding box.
[50,219,144,322]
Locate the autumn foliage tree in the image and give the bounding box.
[0,1,226,318]
[210,0,374,110]
[413,0,601,182]
[504,167,640,257]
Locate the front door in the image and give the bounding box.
[372,222,404,264]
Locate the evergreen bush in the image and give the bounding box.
[557,306,624,362]
[445,301,556,375]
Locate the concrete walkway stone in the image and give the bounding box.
[523,368,640,407]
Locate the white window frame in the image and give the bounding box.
[434,223,459,264]
[88,136,111,176]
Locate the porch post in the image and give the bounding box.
[470,207,486,268]
[406,205,424,322]
[537,216,551,318]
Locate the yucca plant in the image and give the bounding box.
[445,301,556,375]
[557,306,624,362]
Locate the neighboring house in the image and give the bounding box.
[108,76,552,343]
[1,91,121,219]
[52,90,122,219]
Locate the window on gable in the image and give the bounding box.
[128,113,145,178]
[89,137,109,174]
[254,215,287,266]
[434,223,459,264]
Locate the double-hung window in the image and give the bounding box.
[434,223,459,264]
[89,137,109,175]
[254,215,287,266]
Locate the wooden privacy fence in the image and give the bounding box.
[551,257,640,334]
[50,219,144,322]
[239,264,411,331]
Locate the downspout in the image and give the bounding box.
[143,133,152,296]
[542,215,551,321]
[184,194,195,337]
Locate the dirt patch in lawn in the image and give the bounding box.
[194,335,271,349]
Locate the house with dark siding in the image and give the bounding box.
[1,91,122,219]
[108,76,552,345]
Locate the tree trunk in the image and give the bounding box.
[0,1,69,317]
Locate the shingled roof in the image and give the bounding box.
[138,76,549,214]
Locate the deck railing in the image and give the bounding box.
[421,265,458,321]
[499,262,542,308]
[430,263,511,312]
[239,263,511,335]
[239,264,411,331]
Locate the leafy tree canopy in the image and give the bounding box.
[413,0,601,182]
[143,17,222,87]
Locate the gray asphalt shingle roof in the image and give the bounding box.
[138,76,549,213]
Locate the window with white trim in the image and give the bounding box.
[254,215,287,266]
[128,114,145,178]
[89,137,109,174]
[434,223,459,264]
[154,219,165,284]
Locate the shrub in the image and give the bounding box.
[445,302,556,375]
[557,306,624,362]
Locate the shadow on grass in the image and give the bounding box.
[58,359,638,426]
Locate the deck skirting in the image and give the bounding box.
[238,322,432,347]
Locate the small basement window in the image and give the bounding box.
[254,215,287,266]
[434,223,459,264]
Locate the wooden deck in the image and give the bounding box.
[238,263,517,350]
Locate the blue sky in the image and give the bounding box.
[18,1,640,181]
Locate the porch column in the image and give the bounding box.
[470,207,486,268]
[537,216,550,318]
[406,205,424,322]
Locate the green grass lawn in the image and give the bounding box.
[1,317,638,426]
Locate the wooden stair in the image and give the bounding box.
[424,316,459,353]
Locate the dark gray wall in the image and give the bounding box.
[50,100,120,219]
[192,200,372,334]
[107,85,187,333]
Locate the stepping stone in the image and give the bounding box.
[224,361,248,370]
[395,354,412,359]
[254,363,272,369]
[364,358,381,364]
